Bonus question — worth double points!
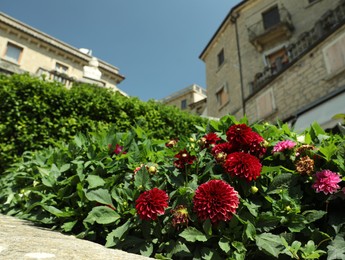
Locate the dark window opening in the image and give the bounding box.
[262,6,281,30]
[181,99,187,110]
[217,49,225,67]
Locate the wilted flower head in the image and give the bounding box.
[165,139,178,148]
[295,144,316,157]
[312,170,342,195]
[272,140,296,153]
[135,188,169,221]
[193,180,239,224]
[174,149,196,169]
[223,152,262,181]
[171,205,189,229]
[295,156,314,175]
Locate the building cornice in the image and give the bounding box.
[199,0,247,61]
[0,12,125,82]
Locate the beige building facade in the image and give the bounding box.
[0,12,126,94]
[200,0,345,131]
[160,84,207,116]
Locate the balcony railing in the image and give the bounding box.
[247,6,294,52]
[37,67,75,88]
[249,1,345,94]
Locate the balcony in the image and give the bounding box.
[247,6,294,52]
[249,2,345,94]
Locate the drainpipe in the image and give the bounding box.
[230,12,246,116]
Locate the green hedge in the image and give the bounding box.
[0,73,207,173]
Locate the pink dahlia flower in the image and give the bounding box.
[312,170,342,195]
[193,180,239,224]
[223,152,262,181]
[272,140,296,153]
[135,188,169,221]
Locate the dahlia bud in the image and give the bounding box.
[198,137,207,147]
[250,186,259,194]
[148,166,157,174]
[189,137,195,143]
[285,206,292,211]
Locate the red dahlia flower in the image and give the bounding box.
[226,124,266,157]
[174,149,196,169]
[193,180,239,224]
[212,142,235,163]
[200,132,221,149]
[224,152,262,181]
[135,188,169,221]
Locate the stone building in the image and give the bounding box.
[0,12,126,95]
[200,0,345,131]
[160,84,208,116]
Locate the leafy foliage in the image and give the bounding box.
[0,73,207,172]
[1,115,344,259]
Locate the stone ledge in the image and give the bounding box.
[0,214,151,260]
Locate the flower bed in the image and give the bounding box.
[0,115,344,259]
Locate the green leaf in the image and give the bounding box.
[85,188,113,206]
[84,206,120,225]
[202,219,212,236]
[134,167,151,190]
[255,233,284,258]
[219,237,231,254]
[86,175,105,189]
[303,210,327,224]
[61,220,78,232]
[245,222,256,241]
[140,242,154,257]
[106,219,131,247]
[327,234,345,260]
[319,143,337,161]
[179,227,208,242]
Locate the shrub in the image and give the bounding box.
[1,115,344,259]
[0,73,207,173]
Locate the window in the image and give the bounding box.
[217,49,225,67]
[266,47,289,73]
[216,83,229,107]
[4,42,23,64]
[181,99,187,110]
[256,88,276,119]
[262,6,280,30]
[55,62,68,73]
[308,0,318,3]
[323,33,345,75]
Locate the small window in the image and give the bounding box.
[217,49,225,67]
[323,33,345,74]
[181,99,187,110]
[55,62,68,73]
[216,83,229,107]
[262,6,280,30]
[256,88,276,119]
[4,42,23,64]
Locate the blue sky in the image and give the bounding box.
[2,1,241,101]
